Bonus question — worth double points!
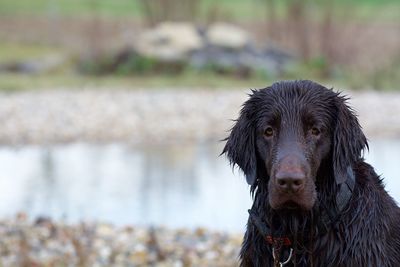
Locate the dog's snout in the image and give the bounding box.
[275,170,305,193]
[274,153,307,193]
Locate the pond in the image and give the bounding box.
[0,139,399,233]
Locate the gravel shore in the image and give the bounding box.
[0,215,242,267]
[0,88,399,145]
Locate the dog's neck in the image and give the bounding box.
[251,169,346,246]
[252,184,317,243]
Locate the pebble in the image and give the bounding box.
[0,215,242,266]
[0,88,398,146]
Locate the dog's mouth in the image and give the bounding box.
[276,200,304,210]
[269,193,316,211]
[268,176,317,211]
[281,200,300,209]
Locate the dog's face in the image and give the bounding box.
[223,80,367,211]
[255,88,334,210]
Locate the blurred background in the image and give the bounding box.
[0,0,399,266]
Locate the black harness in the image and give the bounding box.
[248,169,355,266]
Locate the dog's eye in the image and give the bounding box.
[264,127,274,137]
[311,127,321,136]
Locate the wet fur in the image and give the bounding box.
[223,80,400,266]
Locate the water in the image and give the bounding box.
[0,139,399,233]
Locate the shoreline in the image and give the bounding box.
[0,214,242,266]
[0,88,399,146]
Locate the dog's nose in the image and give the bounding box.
[275,170,305,193]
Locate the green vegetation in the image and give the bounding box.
[1,62,399,92]
[0,42,399,91]
[0,0,142,17]
[0,42,62,62]
[0,0,398,20]
[0,71,272,91]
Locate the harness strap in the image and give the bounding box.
[336,167,355,212]
[320,166,355,231]
[248,209,291,246]
[266,236,292,247]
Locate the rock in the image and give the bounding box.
[34,216,52,226]
[190,45,240,68]
[130,248,149,264]
[206,23,250,50]
[93,22,296,76]
[190,43,294,76]
[0,54,67,74]
[96,224,114,238]
[135,22,203,62]
[241,44,294,76]
[16,212,28,222]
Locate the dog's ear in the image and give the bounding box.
[333,95,368,184]
[222,95,259,185]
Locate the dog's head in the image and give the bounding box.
[223,80,367,210]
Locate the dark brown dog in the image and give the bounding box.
[223,80,400,266]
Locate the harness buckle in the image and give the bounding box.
[273,247,293,267]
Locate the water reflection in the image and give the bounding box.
[0,139,399,232]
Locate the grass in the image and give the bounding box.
[0,72,276,92]
[0,0,398,20]
[3,65,398,92]
[0,42,62,62]
[0,42,398,92]
[0,0,142,17]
